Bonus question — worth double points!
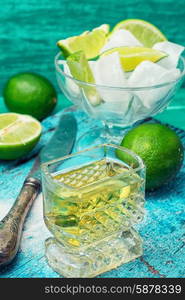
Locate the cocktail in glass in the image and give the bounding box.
[42,144,145,277]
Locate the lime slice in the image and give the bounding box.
[57,24,109,59]
[112,19,167,48]
[67,51,101,105]
[0,113,42,160]
[101,46,167,72]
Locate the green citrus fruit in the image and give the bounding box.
[57,24,109,59]
[101,46,167,72]
[3,72,57,120]
[67,51,101,105]
[117,123,184,190]
[0,113,42,160]
[112,19,167,47]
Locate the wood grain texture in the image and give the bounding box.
[0,0,185,99]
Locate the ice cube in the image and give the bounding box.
[100,29,143,53]
[93,52,127,87]
[93,52,131,98]
[153,41,184,69]
[91,51,136,117]
[128,60,180,110]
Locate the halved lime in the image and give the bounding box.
[112,19,167,47]
[67,51,101,105]
[101,46,167,72]
[0,113,42,160]
[57,24,110,59]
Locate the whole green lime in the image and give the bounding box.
[3,72,57,120]
[117,123,184,190]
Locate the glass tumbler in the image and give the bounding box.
[41,144,145,278]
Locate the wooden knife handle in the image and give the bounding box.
[0,177,41,267]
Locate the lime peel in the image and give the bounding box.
[117,123,184,190]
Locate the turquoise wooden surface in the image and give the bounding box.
[1,0,185,97]
[0,0,185,278]
[0,105,185,278]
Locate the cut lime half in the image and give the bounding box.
[0,113,42,160]
[112,19,167,47]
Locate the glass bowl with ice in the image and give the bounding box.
[55,20,185,147]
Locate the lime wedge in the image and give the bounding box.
[57,24,109,59]
[67,51,101,106]
[0,113,42,160]
[101,46,167,72]
[67,51,95,83]
[112,19,167,47]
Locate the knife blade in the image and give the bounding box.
[0,113,77,267]
[27,113,77,181]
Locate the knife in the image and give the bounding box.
[0,114,77,267]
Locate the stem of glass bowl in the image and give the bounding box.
[101,121,130,144]
[76,121,130,151]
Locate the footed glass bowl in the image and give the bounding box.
[55,53,185,147]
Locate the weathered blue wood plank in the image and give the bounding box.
[0,103,185,278]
